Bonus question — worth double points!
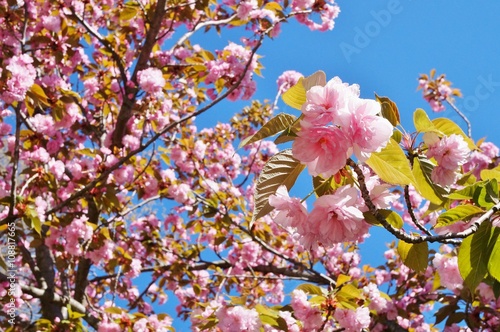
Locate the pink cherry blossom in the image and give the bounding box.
[48,159,66,180]
[268,185,308,231]
[31,113,56,137]
[137,67,165,95]
[425,133,470,170]
[97,321,121,332]
[431,165,459,187]
[334,307,371,332]
[290,289,324,331]
[216,306,262,332]
[2,54,36,104]
[433,252,463,292]
[237,0,258,20]
[341,98,393,161]
[301,185,368,249]
[276,70,303,94]
[292,123,350,178]
[301,76,359,126]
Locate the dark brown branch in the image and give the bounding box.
[404,185,432,236]
[74,197,99,303]
[7,106,21,221]
[89,259,331,286]
[112,0,167,147]
[34,244,62,321]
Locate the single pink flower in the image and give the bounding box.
[269,185,308,231]
[301,186,368,249]
[342,98,393,161]
[301,76,359,126]
[433,253,463,291]
[431,165,458,187]
[137,67,165,95]
[292,123,350,178]
[425,133,470,170]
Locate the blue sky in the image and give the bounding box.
[166,1,500,328]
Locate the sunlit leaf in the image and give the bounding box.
[458,221,492,291]
[28,83,50,106]
[239,113,297,148]
[251,149,305,226]
[365,138,415,186]
[397,240,428,273]
[375,94,400,126]
[434,205,484,228]
[413,108,434,133]
[473,179,498,209]
[296,283,325,295]
[412,157,447,205]
[481,167,500,182]
[363,209,403,229]
[487,227,500,282]
[281,77,306,110]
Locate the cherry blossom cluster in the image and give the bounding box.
[292,76,394,178]
[418,71,461,112]
[269,181,396,250]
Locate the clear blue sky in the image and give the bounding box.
[169,1,500,328]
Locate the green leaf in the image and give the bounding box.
[239,113,297,148]
[365,138,415,186]
[120,6,138,21]
[397,240,428,273]
[375,94,400,126]
[487,228,500,282]
[250,149,305,226]
[281,77,306,110]
[336,284,363,309]
[336,274,351,287]
[481,167,500,182]
[28,83,50,106]
[281,71,326,110]
[458,221,492,291]
[413,108,434,133]
[447,180,489,200]
[24,206,42,235]
[412,157,447,205]
[391,129,403,144]
[296,283,325,295]
[435,205,484,228]
[363,209,403,229]
[432,117,475,150]
[473,179,499,209]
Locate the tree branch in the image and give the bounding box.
[112,0,167,147]
[349,159,499,244]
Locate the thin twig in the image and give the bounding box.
[446,98,472,137]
